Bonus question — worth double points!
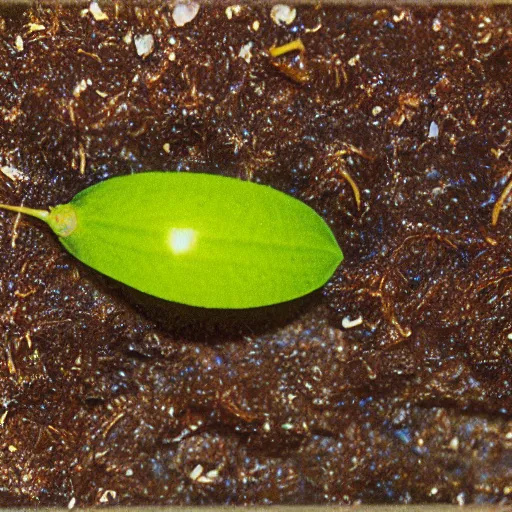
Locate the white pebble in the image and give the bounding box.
[348,54,360,66]
[271,4,296,26]
[15,35,23,52]
[173,3,200,27]
[189,464,203,481]
[449,436,459,451]
[27,23,45,33]
[225,5,242,20]
[428,121,439,138]
[1,166,27,181]
[134,34,155,58]
[205,468,220,479]
[238,42,254,64]
[123,31,133,45]
[89,2,108,21]
[342,316,363,329]
[99,490,117,503]
[372,106,382,116]
[67,497,76,510]
[73,79,88,98]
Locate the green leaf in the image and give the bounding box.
[1,172,343,309]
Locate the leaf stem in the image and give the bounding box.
[0,203,49,222]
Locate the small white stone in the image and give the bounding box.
[372,106,382,116]
[252,20,260,31]
[238,42,253,64]
[173,3,200,27]
[348,54,360,66]
[196,475,215,484]
[99,490,117,503]
[15,35,23,52]
[205,469,220,479]
[196,468,220,484]
[27,23,45,33]
[449,436,459,451]
[189,464,203,481]
[393,11,406,23]
[270,4,296,26]
[73,79,88,98]
[428,121,439,138]
[225,5,242,20]
[67,497,76,510]
[168,51,176,61]
[508,333,512,340]
[342,316,363,329]
[89,2,108,21]
[134,34,155,58]
[123,31,133,45]
[125,468,133,477]
[1,166,26,181]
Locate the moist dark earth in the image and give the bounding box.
[0,2,511,506]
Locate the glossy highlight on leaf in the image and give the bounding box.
[0,172,343,309]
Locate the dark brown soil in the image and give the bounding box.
[0,2,511,506]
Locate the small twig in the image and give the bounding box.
[338,167,361,210]
[77,48,102,64]
[268,38,305,58]
[492,177,512,227]
[11,211,22,249]
[102,413,125,439]
[79,143,86,175]
[329,149,370,211]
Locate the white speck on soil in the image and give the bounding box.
[89,2,108,21]
[134,34,155,58]
[173,3,200,27]
[270,4,296,26]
